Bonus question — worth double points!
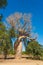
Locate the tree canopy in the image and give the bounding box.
[26,40,43,59]
[0,22,13,59]
[0,0,7,21]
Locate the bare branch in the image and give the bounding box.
[6,12,32,37]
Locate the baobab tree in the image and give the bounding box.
[6,12,37,59]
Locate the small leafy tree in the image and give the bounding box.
[26,40,43,59]
[0,22,12,59]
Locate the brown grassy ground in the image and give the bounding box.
[0,55,43,65]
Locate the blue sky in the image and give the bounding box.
[0,0,43,45]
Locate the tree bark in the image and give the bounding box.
[14,36,26,59]
[15,41,22,59]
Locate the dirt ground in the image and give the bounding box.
[0,59,43,65]
[0,55,43,65]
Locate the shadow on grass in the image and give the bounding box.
[0,57,15,60]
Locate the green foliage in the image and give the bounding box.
[22,51,27,55]
[0,22,13,59]
[9,49,16,55]
[0,0,7,21]
[0,22,6,31]
[0,14,3,21]
[9,28,16,38]
[26,40,43,59]
[0,0,7,8]
[9,27,19,38]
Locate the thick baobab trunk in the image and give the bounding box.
[14,36,26,59]
[15,41,22,59]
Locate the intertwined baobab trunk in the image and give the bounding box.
[14,36,26,59]
[7,12,33,59]
[15,41,22,59]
